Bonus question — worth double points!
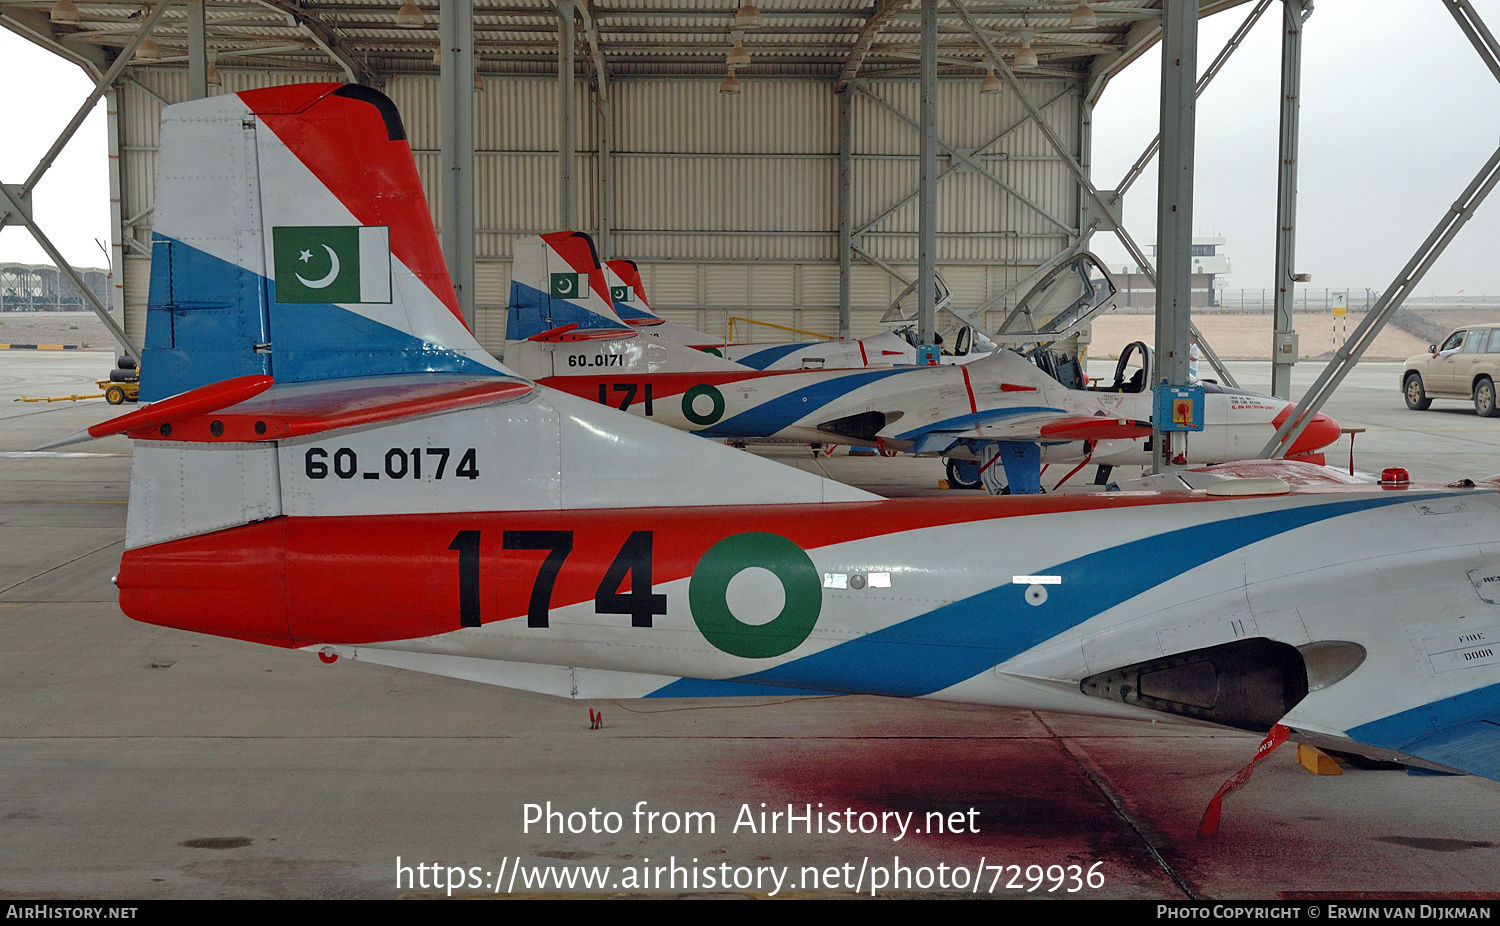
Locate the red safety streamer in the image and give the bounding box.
[1198,723,1290,838]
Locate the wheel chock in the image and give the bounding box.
[1297,744,1342,775]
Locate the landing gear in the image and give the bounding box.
[945,458,984,490]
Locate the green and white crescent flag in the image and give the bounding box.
[272,225,392,304]
[610,285,632,303]
[550,272,589,300]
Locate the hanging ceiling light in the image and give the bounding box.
[396,0,425,28]
[206,50,222,86]
[432,46,442,64]
[1068,2,1097,30]
[726,40,750,68]
[980,67,1001,95]
[135,36,162,62]
[719,70,742,94]
[49,0,80,25]
[1014,29,1038,69]
[733,2,761,30]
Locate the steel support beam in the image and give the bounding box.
[187,0,208,100]
[1271,0,1309,399]
[1,184,137,361]
[106,87,128,356]
[598,97,612,261]
[838,88,853,340]
[249,0,380,87]
[856,85,1076,236]
[1262,0,1500,458]
[1,10,108,77]
[835,0,914,92]
[916,0,937,347]
[440,0,476,331]
[1114,0,1273,200]
[18,1,173,201]
[1153,0,1197,472]
[559,0,576,231]
[955,0,1241,388]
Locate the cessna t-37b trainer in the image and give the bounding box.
[504,233,1341,493]
[78,83,1500,791]
[600,256,977,370]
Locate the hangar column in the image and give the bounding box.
[1271,0,1310,399]
[838,88,852,340]
[559,0,576,232]
[1152,0,1197,472]
[916,0,937,349]
[186,0,207,100]
[440,0,477,330]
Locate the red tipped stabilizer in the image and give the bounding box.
[528,323,636,343]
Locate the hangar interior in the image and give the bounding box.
[1,0,1210,355]
[7,0,1500,459]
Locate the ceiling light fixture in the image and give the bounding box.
[49,0,80,25]
[980,67,1001,94]
[733,2,761,30]
[396,0,425,28]
[1068,2,1097,31]
[206,50,222,86]
[135,37,162,62]
[1014,29,1038,69]
[726,40,750,68]
[719,70,742,94]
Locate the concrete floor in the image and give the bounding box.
[3,351,1499,900]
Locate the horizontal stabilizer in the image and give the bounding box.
[82,374,534,444]
[527,323,637,343]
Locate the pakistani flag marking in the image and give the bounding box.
[273,226,392,304]
[550,272,589,300]
[610,285,632,303]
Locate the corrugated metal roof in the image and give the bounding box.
[5,0,1204,82]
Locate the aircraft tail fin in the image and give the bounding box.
[140,83,505,402]
[506,233,633,340]
[604,259,664,326]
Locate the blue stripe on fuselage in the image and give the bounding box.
[894,406,1069,442]
[650,493,1441,698]
[693,366,916,438]
[733,343,820,370]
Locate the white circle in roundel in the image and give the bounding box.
[1025,584,1048,607]
[724,567,786,626]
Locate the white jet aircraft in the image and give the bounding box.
[69,85,1500,800]
[504,234,1341,493]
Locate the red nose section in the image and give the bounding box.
[1274,407,1343,457]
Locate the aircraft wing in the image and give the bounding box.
[902,411,1151,455]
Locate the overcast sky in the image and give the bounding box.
[5,1,1500,295]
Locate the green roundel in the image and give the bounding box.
[699,346,724,358]
[681,383,726,426]
[690,532,822,659]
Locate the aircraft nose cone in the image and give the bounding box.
[1287,410,1342,457]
